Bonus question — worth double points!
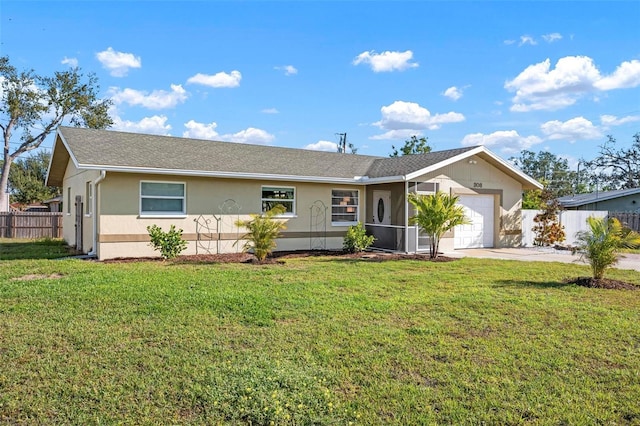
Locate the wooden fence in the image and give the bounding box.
[0,211,63,239]
[609,212,640,232]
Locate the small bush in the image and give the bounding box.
[147,224,188,260]
[235,205,287,262]
[343,222,375,253]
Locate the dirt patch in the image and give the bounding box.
[12,273,64,281]
[102,250,457,264]
[564,276,639,290]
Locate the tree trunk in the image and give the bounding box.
[0,157,11,212]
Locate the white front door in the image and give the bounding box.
[372,190,391,225]
[454,195,494,249]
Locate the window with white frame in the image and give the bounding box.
[261,186,295,215]
[85,182,93,215]
[409,181,439,194]
[140,181,186,216]
[331,189,359,225]
[66,187,71,214]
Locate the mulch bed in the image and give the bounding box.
[564,277,639,290]
[102,250,457,264]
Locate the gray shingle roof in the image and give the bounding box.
[56,127,480,182]
[558,187,640,207]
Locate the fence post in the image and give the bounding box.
[9,212,14,238]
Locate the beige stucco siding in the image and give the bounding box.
[60,160,100,253]
[96,172,365,259]
[408,155,523,250]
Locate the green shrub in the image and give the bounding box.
[146,224,188,260]
[235,205,287,261]
[343,222,375,253]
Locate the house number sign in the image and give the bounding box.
[473,182,483,188]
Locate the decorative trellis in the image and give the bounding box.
[309,200,328,250]
[194,199,242,254]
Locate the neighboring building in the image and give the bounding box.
[558,188,640,212]
[46,127,542,259]
[43,195,63,212]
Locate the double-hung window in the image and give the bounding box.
[331,189,359,225]
[261,186,295,215]
[140,181,186,216]
[85,182,93,216]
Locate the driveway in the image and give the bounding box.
[450,248,640,272]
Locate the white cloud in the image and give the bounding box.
[461,130,542,154]
[275,65,298,76]
[96,47,141,77]
[352,50,418,72]
[261,108,279,114]
[222,128,275,145]
[109,84,188,109]
[503,39,516,45]
[369,129,422,141]
[594,60,640,90]
[504,56,640,112]
[304,140,338,152]
[183,120,219,140]
[519,35,537,46]
[542,33,562,43]
[182,120,274,145]
[111,115,172,135]
[371,101,464,139]
[600,114,640,127]
[187,71,242,88]
[61,57,78,68]
[540,117,602,141]
[443,86,465,101]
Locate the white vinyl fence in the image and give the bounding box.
[522,209,608,247]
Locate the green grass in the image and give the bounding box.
[1,240,639,424]
[0,238,71,260]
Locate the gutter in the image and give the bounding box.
[88,170,106,257]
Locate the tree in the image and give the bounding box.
[0,56,112,211]
[573,217,640,280]
[235,205,288,262]
[408,192,470,259]
[584,133,640,190]
[390,136,432,157]
[531,190,565,246]
[7,151,60,205]
[510,150,578,199]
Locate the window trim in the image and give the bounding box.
[139,180,187,218]
[66,187,71,215]
[85,181,93,216]
[331,188,359,226]
[261,185,296,217]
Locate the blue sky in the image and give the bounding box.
[2,1,639,166]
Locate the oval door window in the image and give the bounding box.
[377,198,385,223]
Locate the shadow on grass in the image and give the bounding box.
[0,239,73,261]
[493,279,574,290]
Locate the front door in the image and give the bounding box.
[372,190,391,225]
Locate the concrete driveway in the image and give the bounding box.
[450,248,640,272]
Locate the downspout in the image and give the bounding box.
[88,170,106,257]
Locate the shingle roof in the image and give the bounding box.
[49,127,539,189]
[558,187,640,207]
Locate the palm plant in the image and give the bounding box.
[573,217,640,279]
[408,192,470,259]
[235,205,287,262]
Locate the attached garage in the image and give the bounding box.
[454,195,494,249]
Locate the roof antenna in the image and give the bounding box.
[336,132,347,153]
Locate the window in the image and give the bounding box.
[409,181,439,193]
[140,181,186,216]
[85,182,93,215]
[331,189,359,225]
[261,186,295,215]
[66,187,71,214]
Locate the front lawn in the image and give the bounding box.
[1,242,639,424]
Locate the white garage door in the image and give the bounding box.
[454,195,494,249]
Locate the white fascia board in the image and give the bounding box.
[76,164,368,185]
[45,128,81,186]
